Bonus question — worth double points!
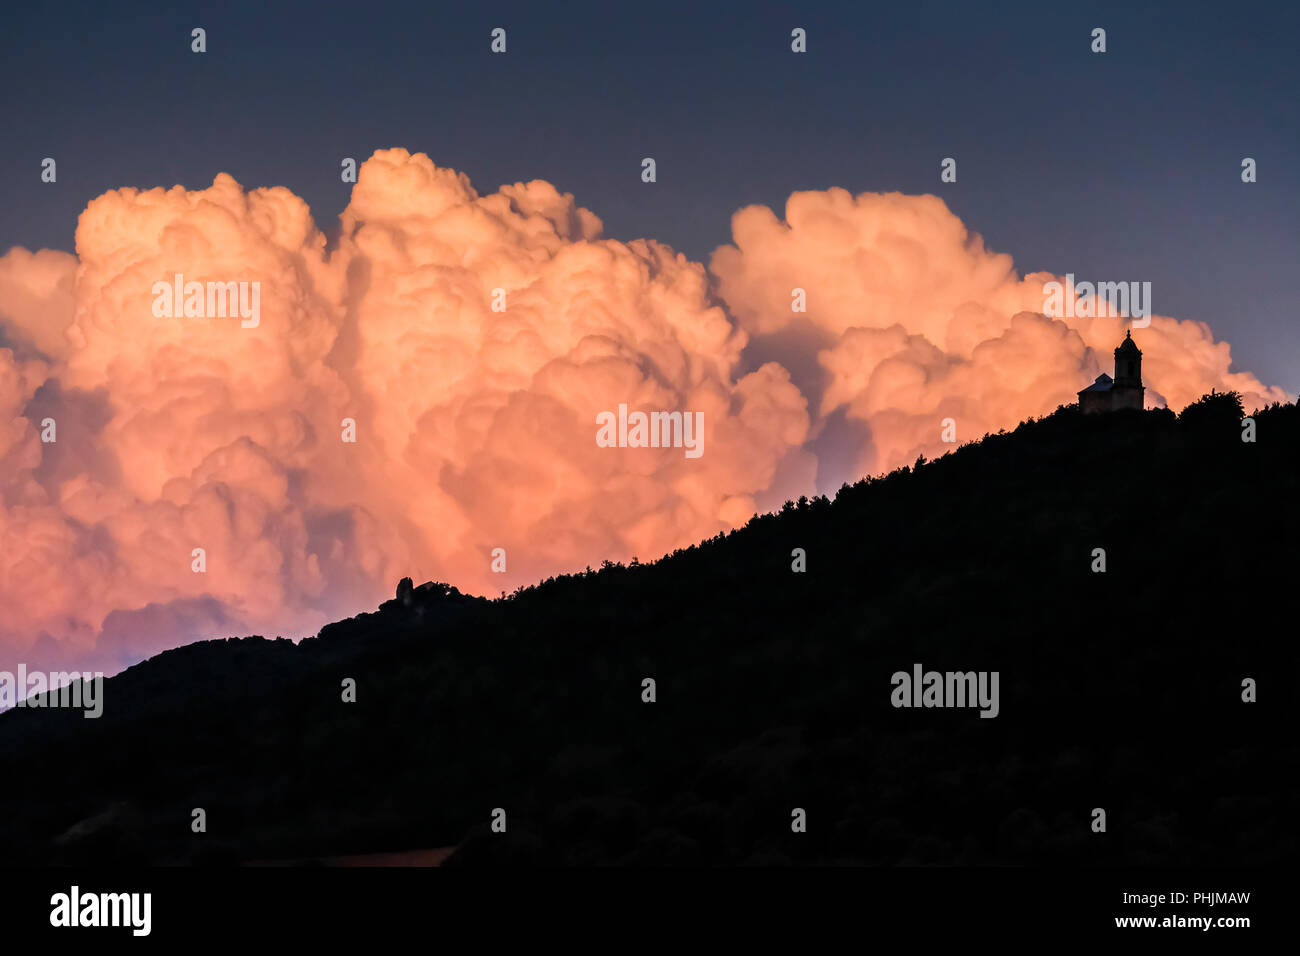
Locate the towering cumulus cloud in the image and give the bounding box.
[0,150,808,673]
[0,153,1284,673]
[710,188,1286,490]
[337,150,808,597]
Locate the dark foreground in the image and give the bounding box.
[1,394,1295,866]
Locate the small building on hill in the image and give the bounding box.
[1079,331,1144,413]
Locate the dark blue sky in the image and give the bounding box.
[4,0,1296,392]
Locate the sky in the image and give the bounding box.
[4,0,1298,391]
[0,0,1296,677]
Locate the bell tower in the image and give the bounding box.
[1111,331,1144,410]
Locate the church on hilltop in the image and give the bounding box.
[1078,331,1144,413]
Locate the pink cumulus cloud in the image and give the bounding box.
[0,152,1285,672]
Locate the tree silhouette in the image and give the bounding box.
[1178,388,1245,429]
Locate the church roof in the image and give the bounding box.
[1079,373,1113,394]
[1116,330,1141,355]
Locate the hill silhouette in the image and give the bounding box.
[1,394,1295,866]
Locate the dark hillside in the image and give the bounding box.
[2,396,1295,865]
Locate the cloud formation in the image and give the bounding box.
[0,153,1285,673]
[711,188,1287,486]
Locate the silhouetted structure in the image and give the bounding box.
[1078,331,1144,413]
